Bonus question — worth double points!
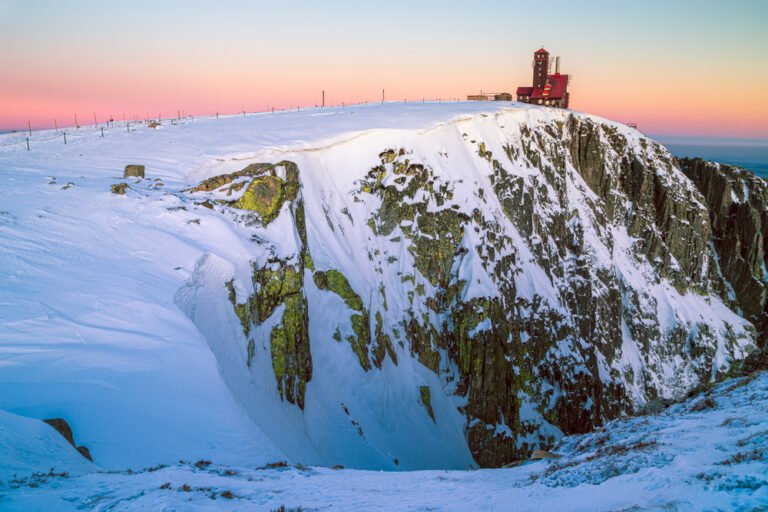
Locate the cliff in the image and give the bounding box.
[174,107,756,468]
[679,157,768,347]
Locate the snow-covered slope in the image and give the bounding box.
[2,370,766,511]
[0,411,97,480]
[0,103,759,473]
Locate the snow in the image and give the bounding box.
[0,411,97,480]
[0,100,759,501]
[2,371,765,511]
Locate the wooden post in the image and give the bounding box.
[27,120,32,136]
[63,132,67,145]
[101,127,104,137]
[54,119,58,133]
[216,112,219,119]
[93,112,97,127]
[382,89,385,104]
[127,122,130,133]
[75,113,79,130]
[26,138,29,151]
[322,90,325,108]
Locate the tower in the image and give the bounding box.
[533,48,549,90]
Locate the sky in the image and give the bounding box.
[0,0,766,138]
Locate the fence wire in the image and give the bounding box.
[0,99,463,152]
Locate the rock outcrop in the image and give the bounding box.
[43,417,93,462]
[678,157,768,347]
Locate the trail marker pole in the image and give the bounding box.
[322,90,325,108]
[93,112,97,127]
[63,132,67,145]
[54,119,58,133]
[26,138,29,151]
[75,113,79,130]
[101,127,104,137]
[382,89,385,104]
[127,122,130,133]
[27,121,31,136]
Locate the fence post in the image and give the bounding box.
[26,138,30,151]
[101,127,104,137]
[127,122,130,133]
[54,119,59,133]
[27,121,32,136]
[63,132,67,145]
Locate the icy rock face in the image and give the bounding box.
[679,157,768,347]
[181,109,754,468]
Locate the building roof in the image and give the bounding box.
[534,48,549,55]
[516,86,533,96]
[530,74,569,100]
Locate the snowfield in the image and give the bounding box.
[1,370,766,511]
[0,102,765,510]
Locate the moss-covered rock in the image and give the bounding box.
[225,280,250,336]
[111,183,129,195]
[313,270,364,311]
[219,161,314,409]
[188,163,272,193]
[123,164,145,179]
[374,311,397,368]
[420,385,435,422]
[231,175,286,225]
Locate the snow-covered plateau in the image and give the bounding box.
[0,102,766,510]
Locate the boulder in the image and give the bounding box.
[43,418,75,446]
[124,164,145,179]
[77,445,93,462]
[43,417,92,461]
[111,182,129,195]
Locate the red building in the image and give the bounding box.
[516,48,570,108]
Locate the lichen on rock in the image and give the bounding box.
[231,175,286,225]
[419,385,435,422]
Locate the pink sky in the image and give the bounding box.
[1,0,766,138]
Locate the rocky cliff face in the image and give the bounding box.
[176,108,755,469]
[679,158,768,347]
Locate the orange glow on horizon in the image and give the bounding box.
[1,1,766,139]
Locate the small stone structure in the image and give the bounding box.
[124,164,145,179]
